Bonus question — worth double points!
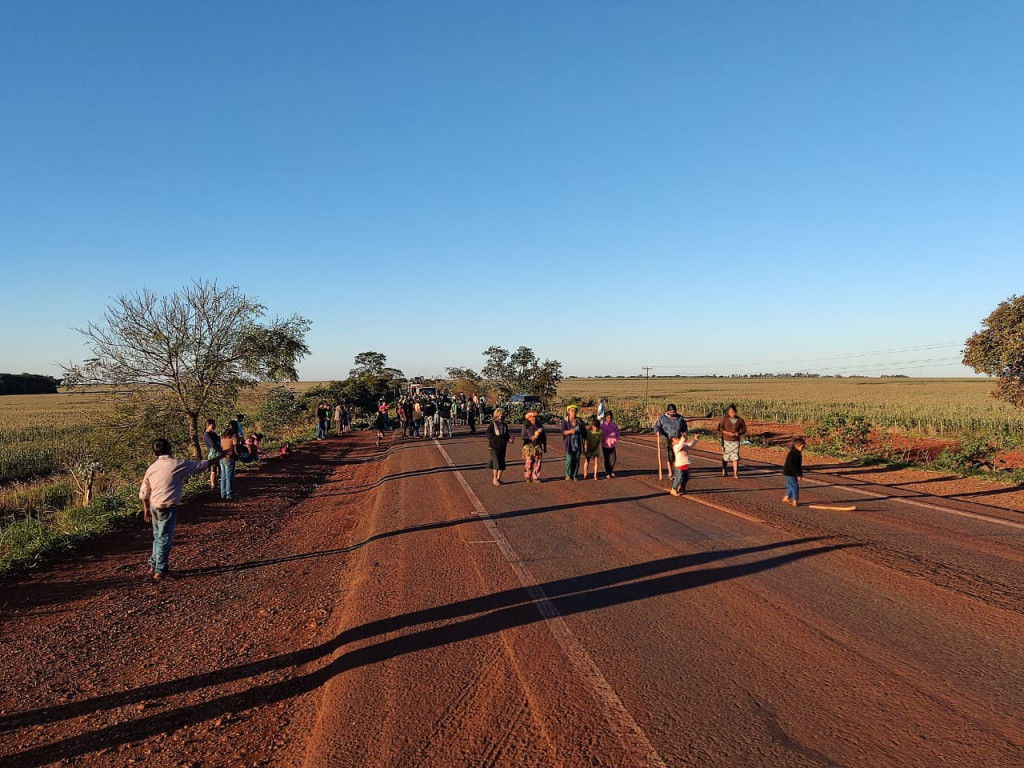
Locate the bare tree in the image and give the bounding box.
[62,280,311,458]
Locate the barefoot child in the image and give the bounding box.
[670,432,699,496]
[782,438,805,506]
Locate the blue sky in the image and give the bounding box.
[2,1,1021,380]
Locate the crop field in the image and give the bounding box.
[557,376,1024,445]
[0,392,112,484]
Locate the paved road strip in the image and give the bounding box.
[617,437,1024,531]
[432,439,670,768]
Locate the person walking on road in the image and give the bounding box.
[412,400,423,437]
[601,411,620,478]
[670,432,699,496]
[520,409,547,483]
[423,399,437,438]
[716,403,748,478]
[655,404,687,480]
[333,403,343,436]
[582,416,602,480]
[487,408,513,485]
[560,405,586,481]
[438,398,453,438]
[374,409,388,448]
[782,437,805,506]
[140,438,222,580]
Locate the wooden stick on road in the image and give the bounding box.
[808,504,857,511]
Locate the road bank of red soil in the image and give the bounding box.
[0,433,383,767]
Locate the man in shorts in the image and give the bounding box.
[716,404,748,478]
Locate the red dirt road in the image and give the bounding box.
[1,427,1022,767]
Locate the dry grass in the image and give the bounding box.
[0,391,112,430]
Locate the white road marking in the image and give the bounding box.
[801,477,1024,531]
[433,439,669,768]
[617,438,1024,532]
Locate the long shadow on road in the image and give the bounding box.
[178,492,668,577]
[0,536,855,766]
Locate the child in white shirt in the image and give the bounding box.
[670,432,699,496]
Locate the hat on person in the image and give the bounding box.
[566,404,579,413]
[525,409,539,418]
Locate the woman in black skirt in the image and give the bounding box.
[487,408,513,485]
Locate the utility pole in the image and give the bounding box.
[642,366,653,407]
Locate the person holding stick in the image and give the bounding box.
[654,404,687,480]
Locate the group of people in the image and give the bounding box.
[653,401,804,502]
[141,413,291,580]
[394,392,486,439]
[201,415,269,501]
[316,401,355,439]
[485,404,622,485]
[141,396,808,581]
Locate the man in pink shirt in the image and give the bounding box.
[139,438,222,580]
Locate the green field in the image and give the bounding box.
[1,377,1020,574]
[556,376,1023,443]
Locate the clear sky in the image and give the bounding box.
[2,1,1022,380]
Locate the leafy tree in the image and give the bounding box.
[963,295,1024,408]
[62,280,311,458]
[254,385,305,432]
[339,352,405,412]
[350,351,388,377]
[445,367,482,396]
[445,366,481,382]
[481,346,563,401]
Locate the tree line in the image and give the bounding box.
[0,373,60,395]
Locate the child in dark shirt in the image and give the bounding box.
[782,438,806,507]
